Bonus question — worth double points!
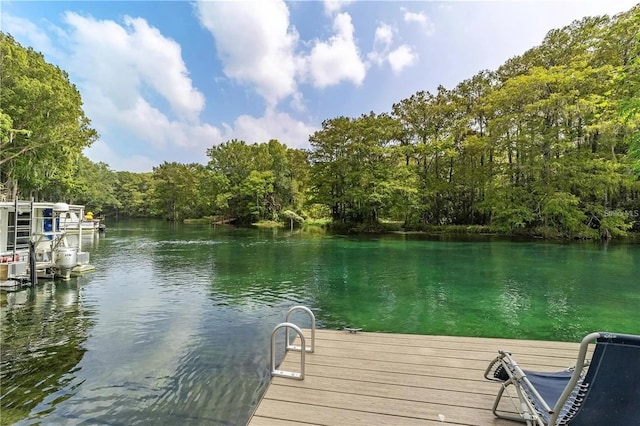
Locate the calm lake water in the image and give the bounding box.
[1,221,639,425]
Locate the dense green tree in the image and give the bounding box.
[111,171,156,218]
[286,148,311,212]
[152,162,209,221]
[308,5,639,238]
[206,139,258,222]
[206,139,307,223]
[308,116,352,221]
[0,33,97,199]
[615,11,640,177]
[447,71,495,224]
[391,87,462,224]
[309,113,401,223]
[206,139,254,187]
[197,171,231,219]
[240,170,275,221]
[65,157,119,212]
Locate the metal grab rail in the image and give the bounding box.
[285,305,315,353]
[270,322,305,380]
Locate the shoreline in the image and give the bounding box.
[230,219,640,242]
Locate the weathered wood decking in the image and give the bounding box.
[249,330,582,425]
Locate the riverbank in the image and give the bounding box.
[183,216,640,241]
[317,221,640,242]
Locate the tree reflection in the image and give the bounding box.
[0,281,93,424]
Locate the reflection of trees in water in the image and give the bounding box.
[150,229,317,307]
[0,281,93,425]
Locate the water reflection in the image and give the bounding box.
[1,280,92,424]
[1,223,639,425]
[299,238,640,341]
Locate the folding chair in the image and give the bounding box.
[484,332,640,425]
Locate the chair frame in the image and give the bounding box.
[484,331,637,426]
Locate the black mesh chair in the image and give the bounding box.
[484,332,640,425]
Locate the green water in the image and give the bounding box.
[1,221,639,425]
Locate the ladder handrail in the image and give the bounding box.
[270,322,305,380]
[285,305,315,353]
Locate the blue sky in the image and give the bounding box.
[2,1,637,172]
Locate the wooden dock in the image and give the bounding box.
[249,329,582,425]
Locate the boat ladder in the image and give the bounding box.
[270,305,316,380]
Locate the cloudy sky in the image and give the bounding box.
[2,0,637,172]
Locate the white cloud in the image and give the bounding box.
[196,1,370,101]
[388,45,418,74]
[113,97,220,149]
[305,12,366,88]
[323,0,353,16]
[368,22,394,66]
[11,12,219,171]
[3,9,323,171]
[63,12,204,122]
[224,110,318,149]
[122,17,205,122]
[196,1,367,102]
[374,23,394,48]
[403,10,436,36]
[196,0,300,108]
[367,22,417,74]
[1,13,64,59]
[5,3,412,171]
[84,140,157,173]
[79,84,222,169]
[289,91,306,113]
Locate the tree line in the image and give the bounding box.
[1,5,639,239]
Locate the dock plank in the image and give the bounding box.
[271,376,499,410]
[249,330,582,426]
[277,363,498,395]
[298,345,577,369]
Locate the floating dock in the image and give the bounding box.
[249,329,581,425]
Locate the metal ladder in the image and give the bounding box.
[6,199,33,253]
[270,306,316,380]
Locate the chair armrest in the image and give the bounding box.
[484,351,510,382]
[548,332,600,424]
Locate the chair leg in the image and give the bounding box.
[491,380,532,424]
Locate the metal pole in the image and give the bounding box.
[29,240,37,285]
[78,207,83,252]
[13,197,18,255]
